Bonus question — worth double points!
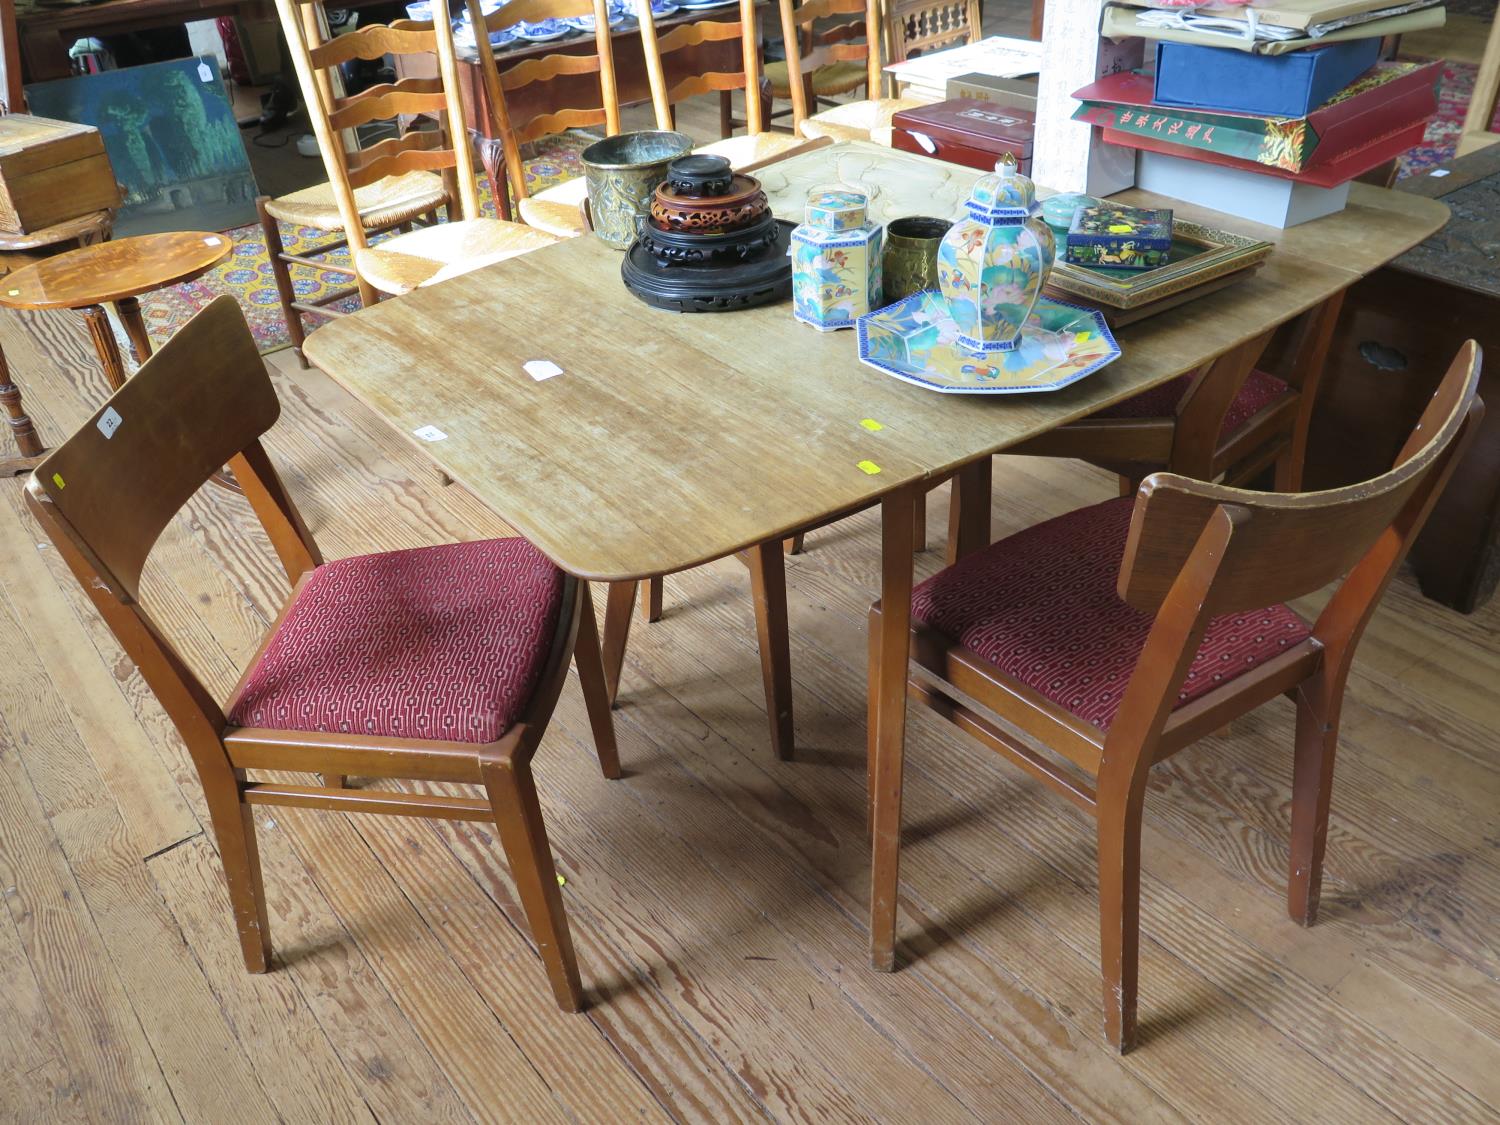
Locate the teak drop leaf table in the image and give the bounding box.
[301,142,1448,978]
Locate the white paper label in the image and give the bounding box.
[524,359,563,381]
[1429,169,1451,178]
[910,131,937,155]
[97,406,122,439]
[198,60,213,83]
[204,236,222,246]
[412,425,447,442]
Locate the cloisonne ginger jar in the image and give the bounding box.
[937,155,1054,354]
[791,189,883,331]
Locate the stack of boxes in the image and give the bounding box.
[1071,2,1444,227]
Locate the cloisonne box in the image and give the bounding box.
[1064,204,1173,271]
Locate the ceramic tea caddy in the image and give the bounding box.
[621,154,794,313]
[791,189,884,331]
[936,154,1055,354]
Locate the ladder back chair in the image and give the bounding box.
[275,0,559,297]
[884,0,981,65]
[1010,294,1342,500]
[26,295,621,1012]
[636,0,803,167]
[468,0,621,238]
[255,2,449,366]
[868,341,1484,1052]
[772,0,925,145]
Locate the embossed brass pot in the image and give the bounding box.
[882,216,953,302]
[582,130,694,250]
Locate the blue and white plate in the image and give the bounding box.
[676,0,737,9]
[563,5,628,30]
[856,291,1122,395]
[510,18,571,39]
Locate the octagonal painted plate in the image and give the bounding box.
[856,291,1122,395]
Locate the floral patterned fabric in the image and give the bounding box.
[230,538,564,744]
[911,498,1311,729]
[1095,366,1291,437]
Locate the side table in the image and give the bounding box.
[0,230,232,393]
[0,207,115,474]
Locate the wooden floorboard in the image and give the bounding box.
[2,209,1499,1121]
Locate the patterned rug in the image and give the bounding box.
[138,131,596,354]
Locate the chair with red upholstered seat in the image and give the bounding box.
[25,295,619,1013]
[868,340,1483,1052]
[1011,295,1342,499]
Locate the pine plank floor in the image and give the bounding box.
[1,271,1499,1123]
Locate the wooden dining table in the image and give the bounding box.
[301,141,1448,970]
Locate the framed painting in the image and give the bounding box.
[25,55,257,236]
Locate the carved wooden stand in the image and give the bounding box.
[0,342,44,475]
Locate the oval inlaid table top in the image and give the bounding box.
[0,230,233,310]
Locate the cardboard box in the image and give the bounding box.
[945,73,1039,112]
[891,99,1034,173]
[0,115,119,234]
[1153,37,1382,117]
[1136,149,1350,227]
[1072,60,1440,175]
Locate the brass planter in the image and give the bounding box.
[882,216,953,303]
[582,131,694,250]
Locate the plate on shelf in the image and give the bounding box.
[676,0,738,10]
[511,18,571,39]
[564,4,629,29]
[856,291,1121,395]
[1046,210,1272,313]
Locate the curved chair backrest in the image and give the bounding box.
[25,295,319,606]
[637,0,764,133]
[1119,341,1484,622]
[274,0,479,253]
[468,0,621,204]
[776,0,882,130]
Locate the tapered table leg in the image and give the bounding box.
[116,295,153,365]
[869,483,918,972]
[80,304,128,392]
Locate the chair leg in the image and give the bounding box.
[601,580,636,705]
[575,583,622,780]
[1288,688,1339,926]
[747,539,795,761]
[206,778,272,973]
[481,750,585,1012]
[639,577,663,623]
[257,196,308,369]
[1097,787,1146,1053]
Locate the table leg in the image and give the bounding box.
[115,296,153,366]
[601,579,637,705]
[719,90,734,138]
[945,458,992,566]
[0,341,44,474]
[81,304,128,392]
[748,539,794,760]
[869,483,917,972]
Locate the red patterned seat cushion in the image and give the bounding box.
[911,498,1310,729]
[1094,367,1291,438]
[230,538,564,743]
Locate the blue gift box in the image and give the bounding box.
[1152,38,1382,118]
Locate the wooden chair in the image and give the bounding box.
[275,0,558,298]
[25,295,621,1012]
[1009,295,1343,499]
[637,0,804,168]
[883,0,981,66]
[868,341,1484,1052]
[468,0,621,239]
[771,0,925,146]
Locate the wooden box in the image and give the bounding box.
[0,114,119,235]
[890,98,1034,174]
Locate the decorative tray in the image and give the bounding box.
[856,292,1121,395]
[1046,211,1272,313]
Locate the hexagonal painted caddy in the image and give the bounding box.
[791,189,883,331]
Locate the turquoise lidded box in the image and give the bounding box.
[792,188,884,331]
[936,155,1055,355]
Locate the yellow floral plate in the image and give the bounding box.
[855,291,1122,395]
